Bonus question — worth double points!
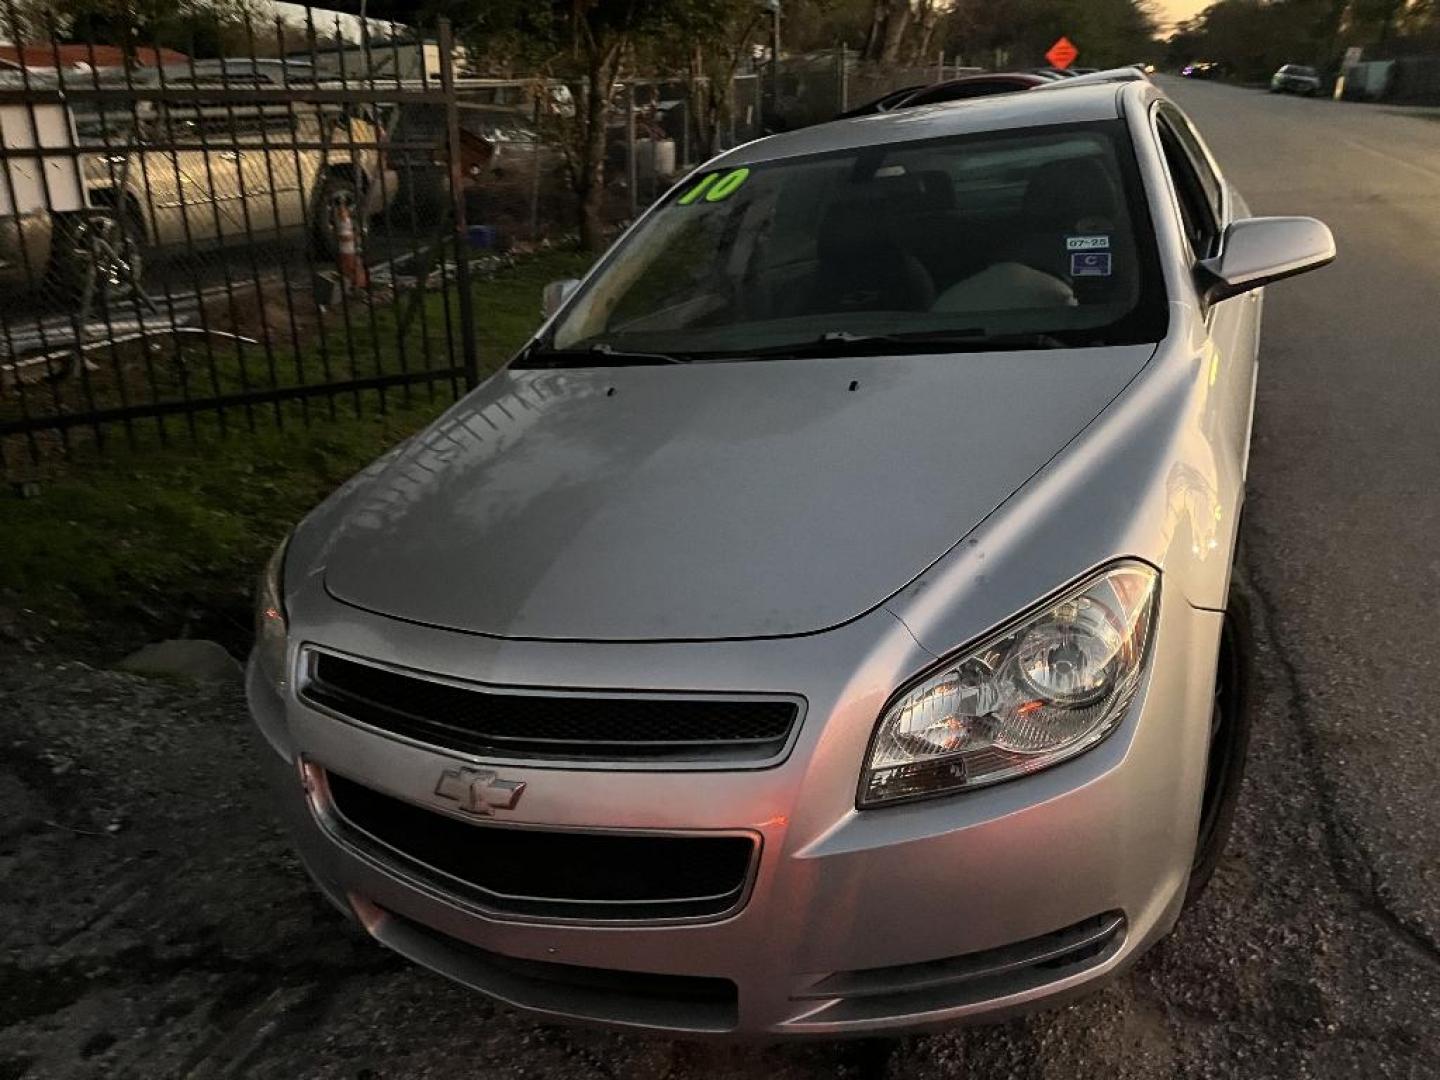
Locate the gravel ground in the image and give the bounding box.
[2,564,1437,1080]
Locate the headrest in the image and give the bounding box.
[816,198,896,261]
[1022,157,1119,229]
[914,170,956,211]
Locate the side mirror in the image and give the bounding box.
[541,278,580,318]
[1199,216,1335,304]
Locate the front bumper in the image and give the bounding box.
[247,579,1221,1037]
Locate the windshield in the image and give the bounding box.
[546,120,1167,360]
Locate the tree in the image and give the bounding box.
[780,0,874,52]
[44,0,277,59]
[1350,0,1411,42]
[863,0,913,62]
[908,0,947,63]
[634,0,768,160]
[432,0,691,250]
[1167,0,1364,78]
[947,0,1157,69]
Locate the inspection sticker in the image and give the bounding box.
[1071,251,1113,277]
[1066,235,1110,251]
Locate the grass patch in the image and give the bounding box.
[0,246,594,658]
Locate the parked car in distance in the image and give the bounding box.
[1181,60,1226,79]
[0,79,80,297]
[835,83,932,118]
[1270,64,1322,95]
[36,64,392,302]
[899,73,1050,107]
[0,212,53,298]
[250,76,1334,1038]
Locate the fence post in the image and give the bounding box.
[530,91,542,241]
[626,82,638,218]
[728,79,737,146]
[439,17,480,391]
[650,85,660,202]
[937,50,945,83]
[770,1,781,130]
[836,43,847,113]
[681,95,690,170]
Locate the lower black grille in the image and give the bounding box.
[301,650,799,764]
[375,908,738,1031]
[325,772,757,922]
[795,911,1126,1021]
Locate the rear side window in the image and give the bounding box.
[1162,108,1223,217]
[1157,114,1219,258]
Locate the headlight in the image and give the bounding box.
[859,561,1158,807]
[254,534,292,689]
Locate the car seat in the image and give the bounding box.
[806,198,936,314]
[1015,156,1126,301]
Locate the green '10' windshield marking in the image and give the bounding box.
[677,167,751,205]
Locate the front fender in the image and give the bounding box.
[887,305,1239,660]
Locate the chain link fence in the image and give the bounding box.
[461,74,763,249]
[772,47,983,129]
[466,50,990,245]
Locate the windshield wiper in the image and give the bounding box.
[736,329,1073,359]
[516,343,690,369]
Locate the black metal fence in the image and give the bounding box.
[0,12,974,476]
[0,7,482,476]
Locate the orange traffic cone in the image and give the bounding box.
[335,202,368,290]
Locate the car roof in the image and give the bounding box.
[719,79,1155,167]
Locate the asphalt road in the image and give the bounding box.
[1164,75,1440,975]
[3,78,1440,1080]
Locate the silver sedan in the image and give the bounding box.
[248,71,1333,1037]
[1270,64,1323,96]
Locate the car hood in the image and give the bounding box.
[320,347,1153,641]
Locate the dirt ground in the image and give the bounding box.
[1,571,1437,1080]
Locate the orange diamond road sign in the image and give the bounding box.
[1045,36,1078,70]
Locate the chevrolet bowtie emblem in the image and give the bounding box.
[434,766,526,816]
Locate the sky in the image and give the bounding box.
[1155,0,1212,31]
